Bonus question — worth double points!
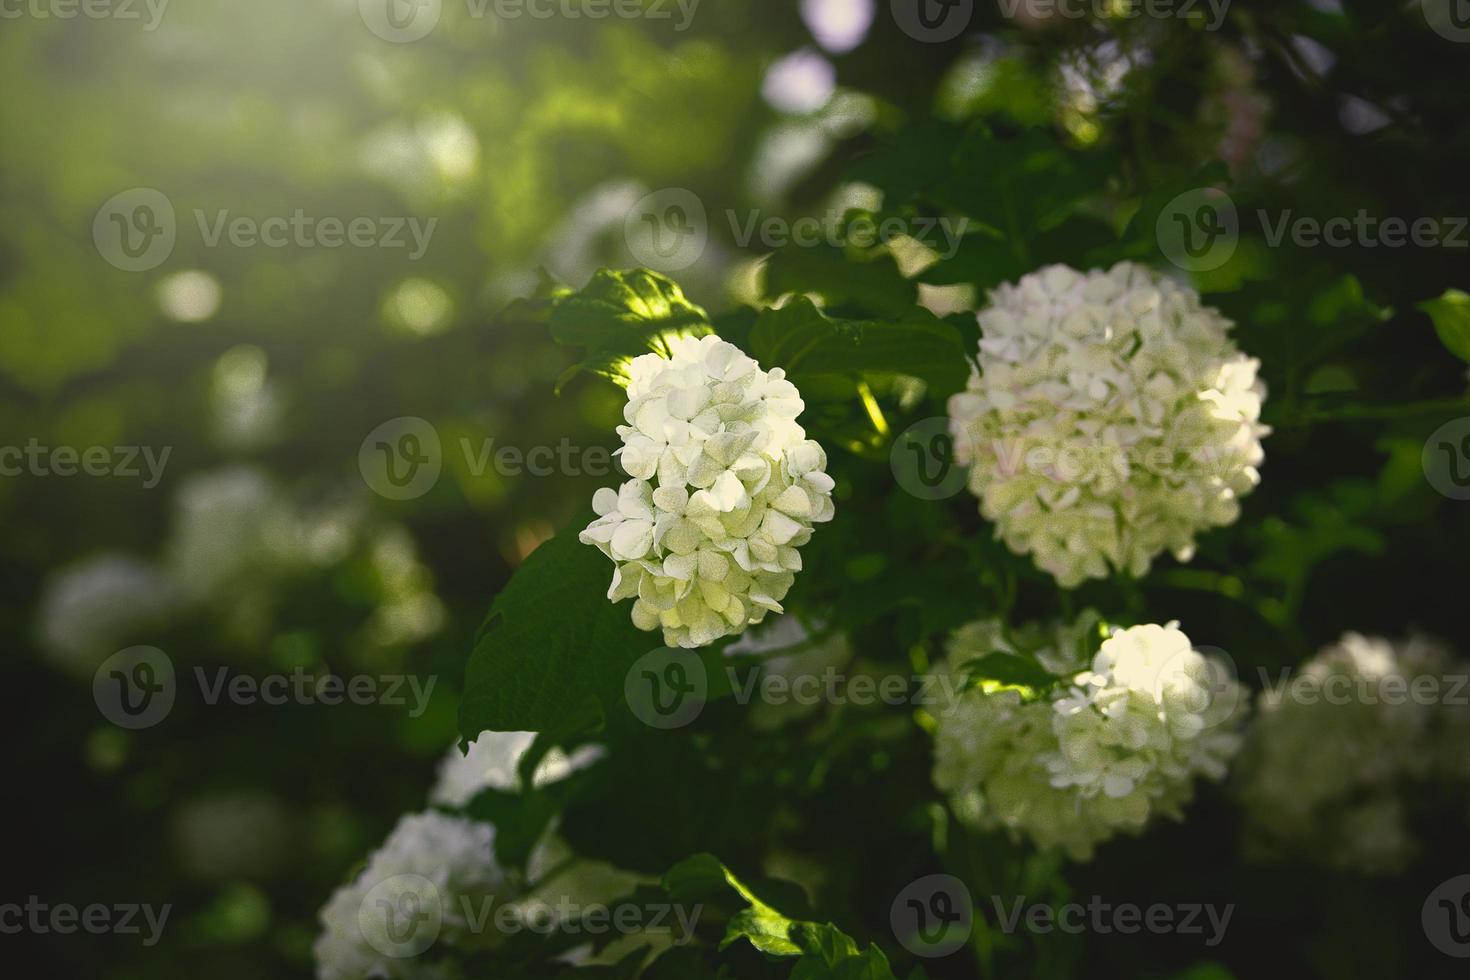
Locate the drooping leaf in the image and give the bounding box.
[660,855,898,979]
[459,515,654,737]
[541,268,713,390]
[1420,289,1470,364]
[748,297,969,396]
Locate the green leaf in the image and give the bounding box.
[916,231,1029,292]
[762,241,918,319]
[748,297,969,396]
[663,854,801,954]
[1420,289,1470,364]
[790,923,897,980]
[543,269,713,389]
[458,515,654,737]
[458,786,560,869]
[960,651,1059,701]
[661,856,897,979]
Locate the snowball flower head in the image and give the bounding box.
[947,263,1268,587]
[315,811,503,980]
[1234,632,1469,875]
[933,618,1245,860]
[581,335,835,648]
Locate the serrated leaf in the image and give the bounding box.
[790,923,897,980]
[550,268,710,347]
[459,515,654,737]
[665,854,799,955]
[1420,289,1470,364]
[661,856,897,979]
[543,269,713,389]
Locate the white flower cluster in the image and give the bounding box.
[315,811,503,980]
[317,732,643,979]
[933,619,1245,860]
[430,730,605,808]
[581,335,835,648]
[947,263,1269,587]
[1234,632,1470,875]
[35,554,179,676]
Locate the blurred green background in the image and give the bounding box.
[4,0,1470,977]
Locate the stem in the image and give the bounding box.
[857,380,889,438]
[1274,396,1470,428]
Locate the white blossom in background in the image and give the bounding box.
[933,619,1245,861]
[581,335,835,648]
[431,731,605,808]
[315,811,503,980]
[800,0,875,54]
[1235,632,1470,875]
[35,554,178,675]
[318,732,643,978]
[948,262,1269,587]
